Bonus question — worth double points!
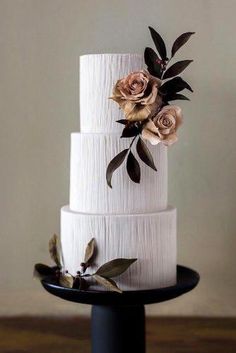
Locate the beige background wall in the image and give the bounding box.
[0,0,236,316]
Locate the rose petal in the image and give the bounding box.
[125,104,151,121]
[144,119,159,133]
[159,127,173,135]
[161,105,183,128]
[111,71,162,120]
[162,133,178,146]
[120,89,145,101]
[142,128,161,145]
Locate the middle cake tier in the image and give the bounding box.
[70,133,168,214]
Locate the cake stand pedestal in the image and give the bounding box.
[41,265,199,353]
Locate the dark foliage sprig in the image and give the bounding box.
[159,76,193,103]
[145,26,194,103]
[106,126,157,188]
[106,26,194,188]
[34,235,137,293]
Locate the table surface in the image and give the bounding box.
[41,265,200,306]
[1,317,235,353]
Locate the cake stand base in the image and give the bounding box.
[41,265,200,353]
[92,305,145,353]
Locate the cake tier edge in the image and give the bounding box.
[61,205,177,290]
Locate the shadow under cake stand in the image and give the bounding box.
[41,265,200,353]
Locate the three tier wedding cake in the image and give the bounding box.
[61,53,176,290]
[35,27,194,292]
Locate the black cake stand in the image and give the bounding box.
[41,265,200,353]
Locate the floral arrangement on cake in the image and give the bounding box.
[34,234,136,293]
[106,27,194,187]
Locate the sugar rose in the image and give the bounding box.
[111,70,162,121]
[142,105,183,146]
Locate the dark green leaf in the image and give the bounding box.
[121,124,140,138]
[171,32,195,58]
[116,119,128,125]
[163,60,193,80]
[126,151,140,184]
[148,26,167,60]
[136,137,157,171]
[144,47,162,78]
[34,263,55,280]
[59,273,74,288]
[106,149,129,188]
[160,77,193,95]
[165,93,190,102]
[83,238,96,265]
[93,275,122,293]
[95,258,137,278]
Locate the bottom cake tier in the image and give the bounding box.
[60,206,177,290]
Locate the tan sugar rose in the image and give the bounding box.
[141,105,183,146]
[110,70,162,121]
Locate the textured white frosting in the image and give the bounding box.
[70,132,168,214]
[80,54,144,133]
[61,206,177,290]
[59,53,177,290]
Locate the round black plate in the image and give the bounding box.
[41,265,199,306]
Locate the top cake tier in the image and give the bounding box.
[80,54,144,133]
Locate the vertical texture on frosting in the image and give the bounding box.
[70,133,168,214]
[61,206,177,290]
[59,53,177,290]
[80,54,145,133]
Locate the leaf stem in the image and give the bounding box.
[129,135,137,150]
[161,59,170,79]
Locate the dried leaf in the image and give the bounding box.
[106,149,129,188]
[59,273,74,288]
[84,238,96,264]
[49,234,62,268]
[136,137,157,171]
[162,60,193,80]
[144,47,162,78]
[148,26,167,60]
[160,77,193,94]
[79,277,89,290]
[165,93,190,102]
[34,263,55,280]
[171,32,195,58]
[126,151,140,184]
[72,276,81,289]
[95,258,137,278]
[93,274,122,293]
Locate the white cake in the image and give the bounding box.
[60,54,177,290]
